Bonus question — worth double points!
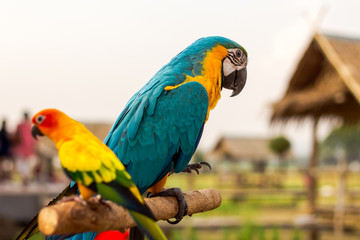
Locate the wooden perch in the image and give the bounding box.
[38,188,221,235]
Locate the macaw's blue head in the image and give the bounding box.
[171,36,247,97]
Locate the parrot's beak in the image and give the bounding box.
[222,67,247,97]
[31,125,44,139]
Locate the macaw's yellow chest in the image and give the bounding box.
[165,45,228,120]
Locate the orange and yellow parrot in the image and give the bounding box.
[30,108,166,240]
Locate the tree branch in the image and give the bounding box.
[38,189,222,236]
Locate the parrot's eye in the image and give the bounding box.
[36,115,45,124]
[226,48,247,68]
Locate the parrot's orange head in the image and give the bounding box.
[31,109,66,139]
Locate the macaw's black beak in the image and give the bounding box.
[31,125,44,140]
[222,67,247,97]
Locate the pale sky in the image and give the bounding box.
[1,0,360,156]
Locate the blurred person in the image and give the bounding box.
[12,112,36,185]
[0,119,13,181]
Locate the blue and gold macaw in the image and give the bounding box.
[17,36,247,240]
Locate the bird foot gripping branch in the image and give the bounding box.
[149,188,188,224]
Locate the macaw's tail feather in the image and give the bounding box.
[129,210,167,240]
[16,183,78,240]
[96,182,155,220]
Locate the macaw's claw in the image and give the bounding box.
[58,195,87,206]
[150,187,188,224]
[182,161,212,174]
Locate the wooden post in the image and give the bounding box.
[334,149,347,240]
[307,117,319,240]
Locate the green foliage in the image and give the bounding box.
[190,228,198,240]
[291,228,302,240]
[223,228,232,240]
[322,123,360,162]
[268,136,291,156]
[236,222,254,240]
[172,229,182,240]
[177,226,307,240]
[270,227,280,240]
[257,226,266,240]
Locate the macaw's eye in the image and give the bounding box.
[36,115,45,124]
[236,50,242,58]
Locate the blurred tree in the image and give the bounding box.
[268,136,291,156]
[268,136,291,174]
[321,124,360,164]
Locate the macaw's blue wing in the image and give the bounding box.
[105,81,209,193]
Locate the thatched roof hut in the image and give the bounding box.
[208,136,276,173]
[270,32,360,219]
[210,136,275,162]
[209,136,293,174]
[271,33,360,123]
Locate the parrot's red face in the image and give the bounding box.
[31,109,62,139]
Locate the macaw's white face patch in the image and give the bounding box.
[223,48,247,77]
[222,48,247,97]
